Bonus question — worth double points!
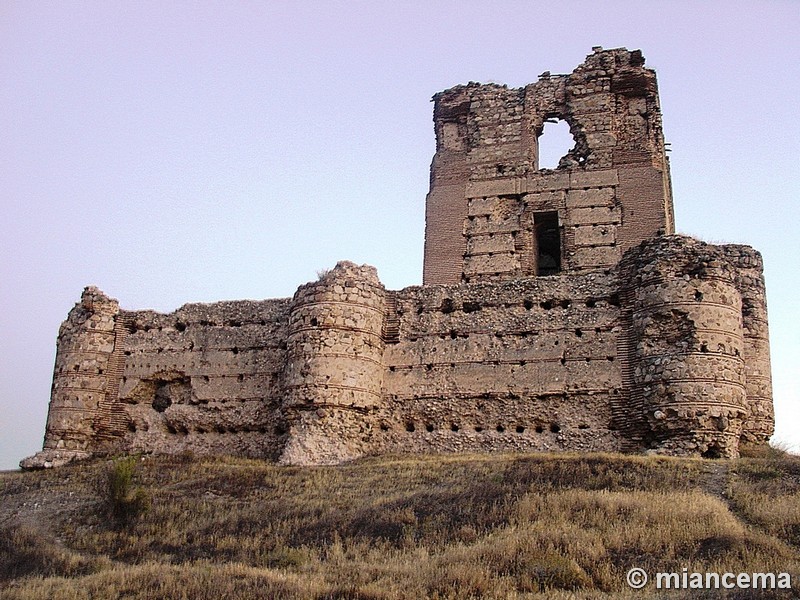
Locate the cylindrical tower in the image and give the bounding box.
[723,245,774,446]
[280,262,386,465]
[624,237,747,457]
[43,286,119,453]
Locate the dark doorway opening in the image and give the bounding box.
[534,211,561,275]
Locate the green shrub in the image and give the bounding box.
[106,457,150,526]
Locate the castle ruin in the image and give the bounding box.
[23,47,773,469]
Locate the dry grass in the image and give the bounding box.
[1,451,798,599]
[728,450,800,549]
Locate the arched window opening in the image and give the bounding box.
[537,119,579,170]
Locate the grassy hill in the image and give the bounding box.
[1,450,798,599]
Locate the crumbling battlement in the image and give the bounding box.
[23,48,773,469]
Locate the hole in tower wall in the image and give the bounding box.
[537,119,578,169]
[153,388,172,413]
[462,301,481,313]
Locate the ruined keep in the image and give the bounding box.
[23,48,774,469]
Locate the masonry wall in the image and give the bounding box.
[26,234,774,470]
[723,245,774,445]
[279,262,387,465]
[622,237,747,457]
[117,298,291,460]
[376,274,625,455]
[462,169,624,282]
[423,47,674,286]
[40,287,120,457]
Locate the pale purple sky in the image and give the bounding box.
[2,1,798,469]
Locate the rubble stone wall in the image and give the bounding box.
[622,237,748,457]
[723,245,774,445]
[423,47,674,286]
[41,287,119,456]
[279,262,387,465]
[377,274,625,455]
[117,297,291,460]
[26,235,773,470]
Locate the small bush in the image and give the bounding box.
[106,457,150,527]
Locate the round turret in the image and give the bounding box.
[722,245,774,445]
[43,286,120,452]
[280,262,386,465]
[284,262,386,410]
[624,237,747,457]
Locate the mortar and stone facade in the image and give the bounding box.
[23,47,774,469]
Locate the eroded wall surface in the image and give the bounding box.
[118,299,291,460]
[375,274,624,455]
[25,237,773,469]
[423,47,674,285]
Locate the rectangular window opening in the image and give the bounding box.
[534,211,561,276]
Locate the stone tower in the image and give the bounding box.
[280,262,387,465]
[423,47,674,285]
[30,287,122,466]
